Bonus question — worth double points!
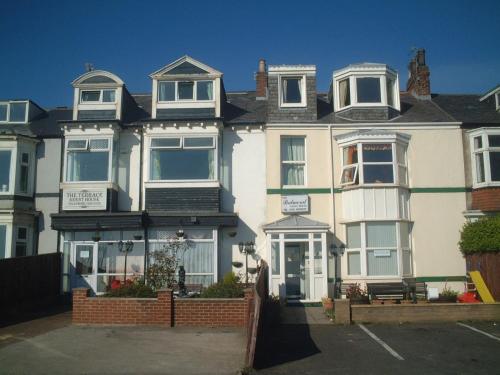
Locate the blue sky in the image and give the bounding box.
[1,0,499,108]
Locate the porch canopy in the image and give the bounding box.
[262,214,330,232]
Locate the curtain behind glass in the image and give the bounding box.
[281,138,305,161]
[366,223,396,247]
[339,79,350,107]
[367,250,398,275]
[67,151,108,181]
[283,165,304,185]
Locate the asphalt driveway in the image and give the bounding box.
[255,318,500,374]
[0,312,246,374]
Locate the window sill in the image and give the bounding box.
[60,181,117,189]
[144,180,220,189]
[340,184,409,191]
[472,183,500,189]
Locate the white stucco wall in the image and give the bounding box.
[220,127,267,280]
[118,130,141,211]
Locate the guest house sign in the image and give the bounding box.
[281,195,309,213]
[63,188,107,211]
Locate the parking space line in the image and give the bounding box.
[457,322,500,343]
[358,324,404,361]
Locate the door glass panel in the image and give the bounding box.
[285,242,310,299]
[314,242,322,274]
[271,242,280,275]
[76,245,94,275]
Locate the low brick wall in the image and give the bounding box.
[174,298,247,327]
[350,303,500,323]
[72,288,252,327]
[72,288,172,325]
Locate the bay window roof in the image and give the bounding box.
[332,63,401,114]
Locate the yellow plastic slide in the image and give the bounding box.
[469,271,495,303]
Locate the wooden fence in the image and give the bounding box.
[245,260,269,369]
[466,253,500,301]
[0,253,62,318]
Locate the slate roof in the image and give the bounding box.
[224,92,266,125]
[263,215,330,230]
[0,108,72,138]
[432,94,500,125]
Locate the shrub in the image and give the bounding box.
[345,283,367,299]
[200,272,245,298]
[103,279,157,298]
[459,216,500,255]
[440,287,458,298]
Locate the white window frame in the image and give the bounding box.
[339,141,407,187]
[469,128,500,188]
[148,135,218,182]
[19,152,30,194]
[344,221,411,279]
[279,75,307,108]
[0,101,29,124]
[281,136,307,188]
[79,89,116,104]
[355,76,383,105]
[64,136,114,183]
[157,80,215,103]
[148,227,218,286]
[496,93,500,111]
[333,70,400,112]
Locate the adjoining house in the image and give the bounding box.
[0,99,71,259]
[50,56,267,294]
[262,49,469,301]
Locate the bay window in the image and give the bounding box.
[0,150,12,192]
[149,136,216,181]
[338,78,351,109]
[158,80,214,102]
[80,89,116,103]
[346,221,412,278]
[471,129,500,186]
[149,228,216,286]
[340,142,407,186]
[281,137,306,186]
[65,138,112,182]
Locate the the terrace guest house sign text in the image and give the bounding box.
[63,188,107,210]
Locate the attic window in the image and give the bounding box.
[280,76,306,107]
[80,89,116,103]
[357,78,381,103]
[496,92,500,111]
[0,101,28,123]
[158,81,214,102]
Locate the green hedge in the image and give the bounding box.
[459,216,500,255]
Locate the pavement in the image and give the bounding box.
[281,306,332,325]
[255,308,500,374]
[0,312,246,374]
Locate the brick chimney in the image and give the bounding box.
[255,59,268,100]
[407,49,431,99]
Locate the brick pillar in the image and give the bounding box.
[334,299,351,324]
[72,288,89,324]
[244,288,254,328]
[157,289,173,327]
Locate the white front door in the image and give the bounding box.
[71,243,97,293]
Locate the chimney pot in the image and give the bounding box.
[255,58,268,99]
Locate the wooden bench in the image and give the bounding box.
[366,282,405,301]
[403,278,427,302]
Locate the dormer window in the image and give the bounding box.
[333,64,400,112]
[80,89,116,104]
[0,101,28,123]
[158,80,214,102]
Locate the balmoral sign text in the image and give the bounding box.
[281,195,309,213]
[63,188,107,211]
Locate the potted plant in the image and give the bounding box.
[346,283,369,305]
[437,287,458,303]
[322,296,334,311]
